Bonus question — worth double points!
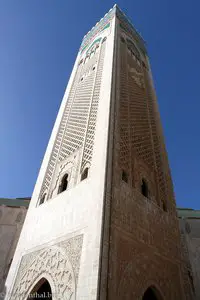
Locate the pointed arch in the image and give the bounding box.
[142,286,163,300]
[141,178,149,198]
[13,244,79,300]
[58,173,69,194]
[81,167,89,181]
[27,277,52,300]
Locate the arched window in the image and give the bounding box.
[27,278,52,300]
[81,167,89,181]
[39,193,46,205]
[141,179,148,198]
[162,201,167,212]
[142,286,162,300]
[122,170,128,183]
[58,174,68,194]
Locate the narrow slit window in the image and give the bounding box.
[162,201,167,212]
[58,174,69,194]
[81,168,89,181]
[122,170,128,183]
[141,179,148,198]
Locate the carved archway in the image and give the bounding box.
[27,277,52,300]
[142,286,163,300]
[12,246,76,300]
[117,256,168,299]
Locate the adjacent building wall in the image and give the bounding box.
[0,198,30,295]
[177,208,200,300]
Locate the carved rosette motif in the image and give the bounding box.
[10,235,83,300]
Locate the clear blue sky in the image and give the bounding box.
[0,1,199,209]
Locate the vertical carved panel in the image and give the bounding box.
[81,41,106,171]
[39,37,107,201]
[117,25,172,209]
[105,13,185,300]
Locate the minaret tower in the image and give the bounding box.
[5,5,189,300]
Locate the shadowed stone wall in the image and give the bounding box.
[0,198,30,294]
[101,13,190,299]
[178,208,200,300]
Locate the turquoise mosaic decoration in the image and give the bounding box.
[79,5,147,55]
[80,9,114,53]
[86,37,102,54]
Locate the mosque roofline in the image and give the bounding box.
[0,197,31,208]
[177,207,200,218]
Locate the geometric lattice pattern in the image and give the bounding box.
[118,30,172,210]
[39,39,107,200]
[81,40,106,171]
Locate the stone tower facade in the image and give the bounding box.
[5,5,188,300]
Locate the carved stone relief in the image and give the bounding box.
[50,149,82,199]
[110,230,184,300]
[10,234,83,300]
[128,64,144,88]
